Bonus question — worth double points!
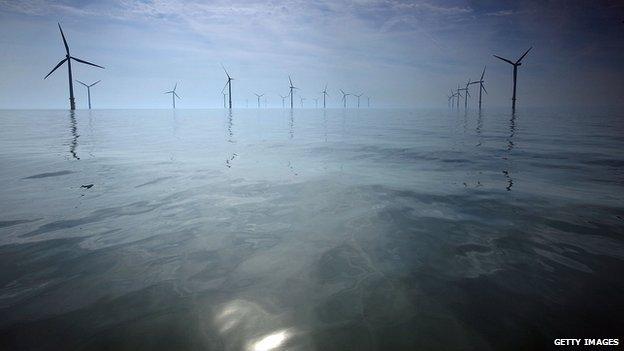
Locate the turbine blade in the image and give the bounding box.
[44,58,68,79]
[174,83,177,91]
[75,79,88,87]
[481,66,486,80]
[221,63,231,79]
[174,92,181,99]
[71,56,104,69]
[482,84,488,95]
[493,55,514,65]
[90,80,101,87]
[58,23,69,54]
[516,47,532,63]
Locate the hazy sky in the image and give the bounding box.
[0,0,623,109]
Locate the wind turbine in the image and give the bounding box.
[222,64,233,109]
[254,93,264,108]
[354,93,363,108]
[469,66,488,109]
[279,94,288,108]
[455,84,463,109]
[340,89,350,108]
[75,80,100,109]
[367,96,370,108]
[314,97,319,108]
[44,23,104,110]
[463,79,472,109]
[164,83,181,109]
[300,96,306,108]
[321,84,329,108]
[493,47,532,111]
[288,76,298,109]
[447,91,454,108]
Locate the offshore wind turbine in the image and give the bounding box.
[493,47,532,111]
[314,97,319,108]
[254,93,264,108]
[164,83,181,109]
[279,94,288,108]
[455,84,463,109]
[354,93,363,108]
[221,64,233,109]
[367,96,370,108]
[299,96,306,108]
[469,66,488,109]
[44,23,104,110]
[288,76,298,109]
[75,80,100,109]
[340,89,350,108]
[463,79,472,109]
[321,84,329,108]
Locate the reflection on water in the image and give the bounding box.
[504,112,517,191]
[68,111,79,160]
[1,108,623,350]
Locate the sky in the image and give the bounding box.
[0,0,623,109]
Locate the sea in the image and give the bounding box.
[0,108,623,350]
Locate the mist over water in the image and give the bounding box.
[0,108,623,350]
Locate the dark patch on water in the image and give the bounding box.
[0,219,39,228]
[22,170,74,179]
[21,201,161,238]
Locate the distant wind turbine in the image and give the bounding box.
[222,64,233,109]
[164,83,181,109]
[321,84,329,108]
[254,93,264,108]
[300,96,306,108]
[493,47,532,111]
[463,79,472,109]
[367,96,370,108]
[354,93,363,108]
[288,76,298,109]
[44,23,104,110]
[455,84,462,109]
[340,89,350,108]
[314,97,319,108]
[279,94,288,108]
[75,80,100,109]
[469,66,488,109]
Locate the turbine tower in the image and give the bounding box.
[354,93,363,108]
[44,23,104,110]
[75,80,100,109]
[464,79,472,109]
[279,94,288,108]
[254,93,264,108]
[288,76,298,109]
[321,84,329,108]
[469,66,488,109]
[164,83,181,109]
[222,64,233,109]
[455,84,462,109]
[340,89,350,108]
[493,47,532,111]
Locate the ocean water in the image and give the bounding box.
[0,108,622,350]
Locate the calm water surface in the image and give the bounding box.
[0,108,623,350]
